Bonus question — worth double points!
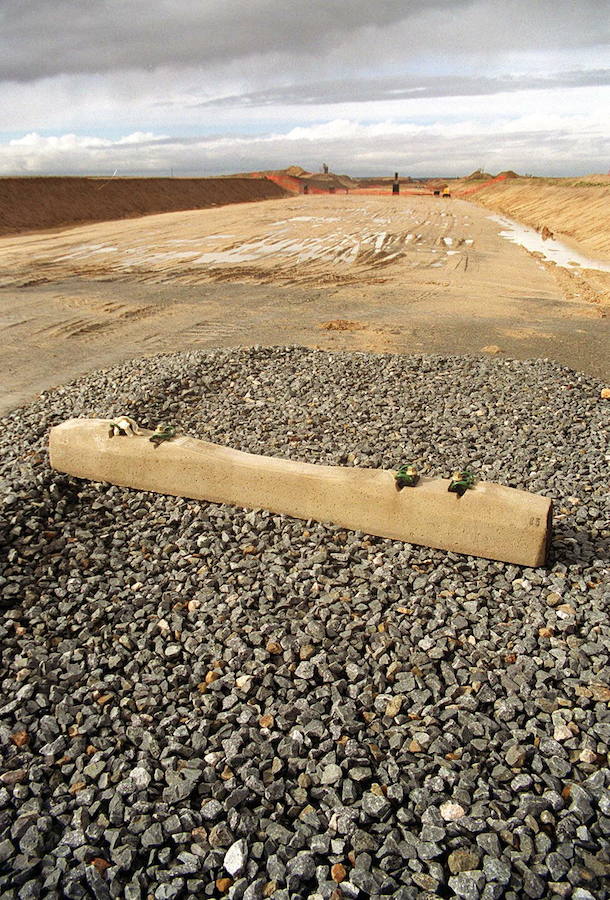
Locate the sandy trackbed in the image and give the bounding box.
[0,176,286,236]
[1,193,609,414]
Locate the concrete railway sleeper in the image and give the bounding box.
[50,417,552,567]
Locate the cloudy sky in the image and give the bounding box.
[0,0,608,177]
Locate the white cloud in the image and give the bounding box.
[1,109,607,178]
[115,132,168,145]
[0,132,170,174]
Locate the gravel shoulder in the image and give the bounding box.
[1,347,609,899]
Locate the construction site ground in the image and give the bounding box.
[1,193,609,414]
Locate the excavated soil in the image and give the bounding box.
[458,176,610,262]
[0,176,286,237]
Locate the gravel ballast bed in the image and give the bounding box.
[0,346,608,900]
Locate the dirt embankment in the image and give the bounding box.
[0,176,287,236]
[457,176,610,262]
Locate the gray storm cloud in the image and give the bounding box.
[186,70,610,108]
[0,0,607,82]
[0,0,460,81]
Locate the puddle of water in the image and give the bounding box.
[489,214,610,273]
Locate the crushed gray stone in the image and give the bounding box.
[0,346,609,898]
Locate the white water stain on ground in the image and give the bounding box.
[489,214,610,273]
[2,202,482,283]
[56,244,119,260]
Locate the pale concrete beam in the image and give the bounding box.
[49,418,552,567]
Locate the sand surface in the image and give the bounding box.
[1,193,608,414]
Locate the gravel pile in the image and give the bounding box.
[1,346,609,900]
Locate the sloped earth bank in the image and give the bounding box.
[457,178,610,262]
[1,195,609,414]
[0,177,287,237]
[458,178,610,311]
[1,347,609,899]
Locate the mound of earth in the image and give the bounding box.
[0,176,287,237]
[464,169,493,181]
[466,177,610,261]
[301,172,357,191]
